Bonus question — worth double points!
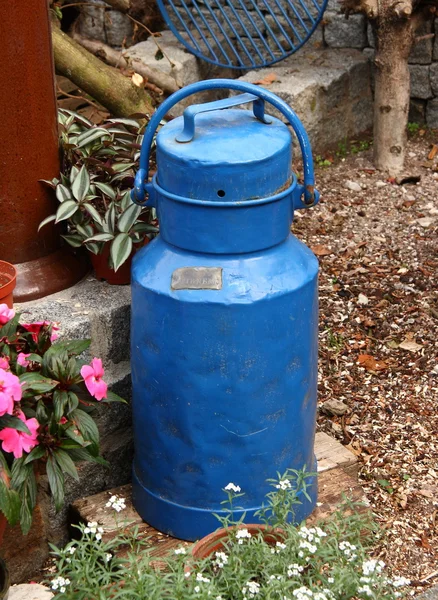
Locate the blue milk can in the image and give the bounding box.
[131,79,320,541]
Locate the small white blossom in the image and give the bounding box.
[225,483,241,493]
[327,577,334,584]
[105,553,112,563]
[51,577,71,592]
[391,576,410,588]
[174,547,187,555]
[339,540,357,561]
[271,541,287,554]
[362,559,385,576]
[287,563,304,577]
[292,586,313,599]
[242,581,260,597]
[68,545,76,554]
[106,495,127,512]
[196,573,211,583]
[184,571,191,578]
[214,551,228,568]
[236,528,252,544]
[194,586,201,593]
[275,479,292,490]
[357,584,373,597]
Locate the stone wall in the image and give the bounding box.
[322,0,438,128]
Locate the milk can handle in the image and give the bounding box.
[132,78,318,207]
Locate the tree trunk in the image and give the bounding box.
[373,19,414,174]
[52,26,153,117]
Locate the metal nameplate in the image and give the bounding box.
[171,267,222,290]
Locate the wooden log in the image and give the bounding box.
[52,26,154,118]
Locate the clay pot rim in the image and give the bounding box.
[0,260,17,302]
[191,524,286,560]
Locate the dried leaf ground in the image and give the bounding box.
[293,134,438,595]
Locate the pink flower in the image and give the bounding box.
[21,321,59,342]
[0,368,22,416]
[59,417,68,425]
[0,304,14,326]
[0,411,39,459]
[17,353,31,368]
[0,356,9,370]
[80,358,108,401]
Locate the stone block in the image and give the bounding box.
[366,23,375,48]
[104,10,134,47]
[417,586,438,600]
[409,98,427,124]
[235,47,372,152]
[362,47,375,91]
[430,62,438,96]
[409,64,432,99]
[426,98,438,128]
[75,0,106,43]
[434,19,438,60]
[324,13,367,49]
[409,21,433,64]
[8,584,53,600]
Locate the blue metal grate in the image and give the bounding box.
[156,0,328,69]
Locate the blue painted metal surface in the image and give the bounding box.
[156,0,328,69]
[131,80,319,541]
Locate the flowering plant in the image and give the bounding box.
[48,475,411,600]
[39,110,158,272]
[0,303,124,534]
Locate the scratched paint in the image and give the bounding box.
[131,87,319,541]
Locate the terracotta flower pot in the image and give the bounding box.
[191,524,286,560]
[0,262,17,308]
[90,238,149,285]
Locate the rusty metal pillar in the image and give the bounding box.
[0,2,88,302]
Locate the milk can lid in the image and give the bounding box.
[156,108,292,202]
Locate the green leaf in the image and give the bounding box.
[0,479,21,526]
[111,162,136,174]
[0,415,31,434]
[95,182,116,200]
[72,166,90,202]
[131,222,159,234]
[60,109,93,128]
[54,390,69,422]
[118,203,141,233]
[46,455,65,512]
[110,233,132,272]
[61,234,83,248]
[84,232,114,243]
[55,200,79,224]
[67,392,79,414]
[23,445,46,465]
[55,184,73,203]
[11,457,30,489]
[54,449,79,481]
[107,118,140,129]
[105,390,127,404]
[83,203,103,226]
[38,214,56,232]
[76,128,110,148]
[120,190,132,211]
[85,242,100,255]
[68,448,108,467]
[58,339,91,356]
[20,372,59,394]
[71,409,99,445]
[0,312,20,338]
[65,425,87,446]
[76,223,94,238]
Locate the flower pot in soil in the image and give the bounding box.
[0,262,17,308]
[191,524,286,560]
[90,239,149,285]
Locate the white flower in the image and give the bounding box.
[68,545,76,554]
[194,586,200,593]
[184,571,191,578]
[242,581,260,597]
[299,540,317,554]
[362,559,385,575]
[174,547,187,555]
[339,540,357,561]
[292,586,313,599]
[106,495,126,512]
[357,584,373,597]
[287,563,304,577]
[271,541,287,554]
[196,573,210,583]
[105,553,112,563]
[391,576,410,588]
[275,479,292,490]
[236,528,252,544]
[327,577,334,584]
[225,483,241,493]
[214,551,228,568]
[51,577,71,591]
